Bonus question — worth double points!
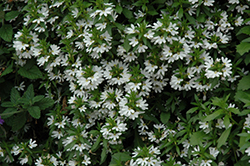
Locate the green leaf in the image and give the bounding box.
[91,135,101,152]
[1,101,14,107]
[234,90,250,104]
[0,24,13,42]
[236,26,250,36]
[223,115,230,129]
[32,95,44,104]
[237,42,250,56]
[123,37,131,52]
[115,23,125,31]
[217,127,231,148]
[185,13,196,25]
[197,14,206,22]
[134,130,143,147]
[27,106,41,119]
[187,107,198,114]
[34,97,54,110]
[190,131,206,146]
[0,107,18,118]
[239,109,250,116]
[160,112,170,124]
[10,88,21,105]
[203,109,224,121]
[100,147,108,165]
[244,53,250,65]
[0,11,4,20]
[178,8,183,19]
[115,5,123,14]
[228,108,240,115]
[1,62,13,77]
[113,152,131,162]
[241,37,250,43]
[5,11,20,21]
[148,10,158,16]
[11,112,27,131]
[122,8,133,19]
[18,65,43,79]
[237,74,250,91]
[212,95,228,108]
[23,84,34,100]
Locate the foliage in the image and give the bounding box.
[0,0,250,165]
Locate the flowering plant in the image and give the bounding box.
[1,0,250,165]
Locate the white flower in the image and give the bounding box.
[245,147,250,156]
[82,155,91,165]
[19,155,28,165]
[50,44,60,55]
[15,81,25,91]
[201,160,212,166]
[137,43,148,53]
[95,22,107,31]
[13,41,29,51]
[28,139,37,149]
[72,8,79,18]
[235,16,244,26]
[52,130,63,139]
[203,0,214,6]
[55,119,66,129]
[209,147,219,158]
[128,37,139,47]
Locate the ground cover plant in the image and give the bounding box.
[1,0,250,165]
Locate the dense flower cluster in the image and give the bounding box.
[1,0,250,165]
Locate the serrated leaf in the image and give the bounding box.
[237,42,250,56]
[237,74,250,91]
[34,97,54,110]
[27,106,41,119]
[32,95,44,104]
[1,63,13,77]
[11,112,26,131]
[1,101,14,107]
[203,109,224,121]
[1,107,18,119]
[18,65,43,79]
[10,88,21,105]
[23,84,34,100]
[160,112,170,124]
[0,24,13,42]
[5,11,20,21]
[190,131,206,145]
[244,54,250,65]
[217,127,231,148]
